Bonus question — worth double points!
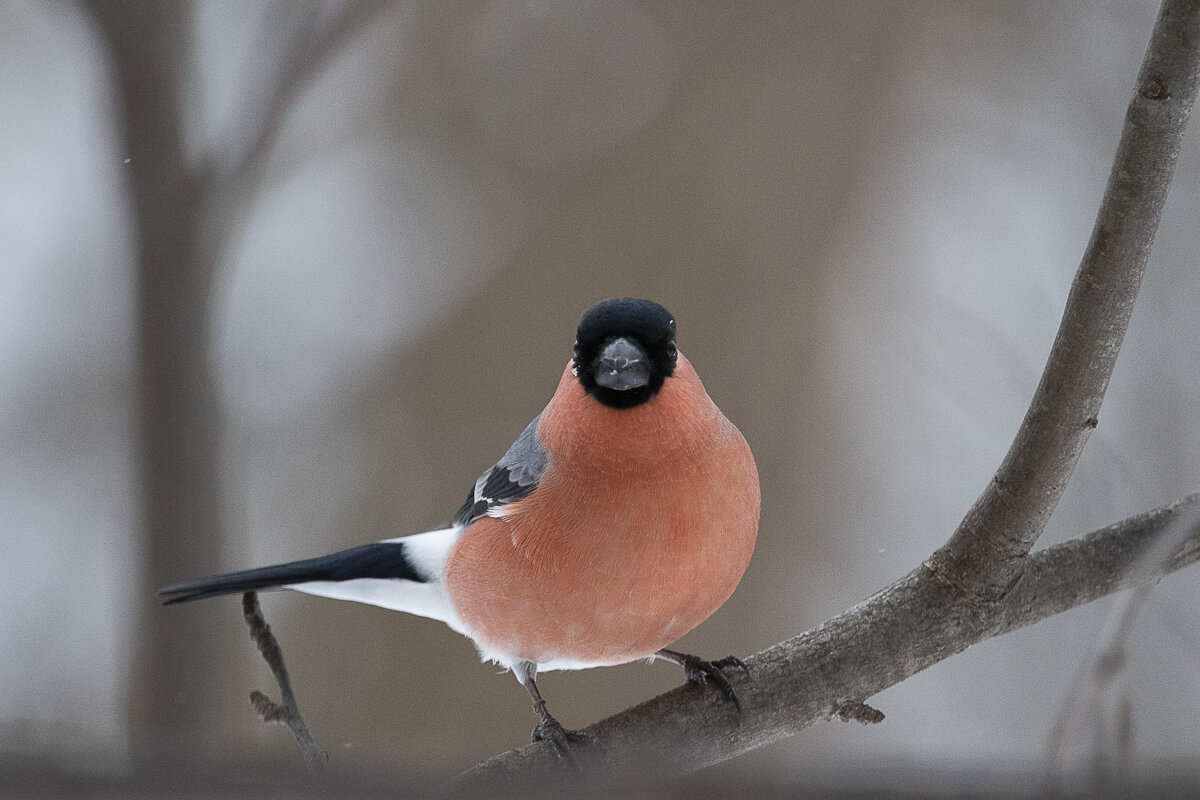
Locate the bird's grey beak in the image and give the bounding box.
[594,336,650,391]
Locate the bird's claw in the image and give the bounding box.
[678,654,750,718]
[531,718,604,768]
[712,655,752,679]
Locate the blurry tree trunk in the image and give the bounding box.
[91,1,225,762]
[90,0,388,764]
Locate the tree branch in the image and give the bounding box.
[935,0,1200,597]
[219,0,391,183]
[199,0,392,336]
[459,494,1200,788]
[459,0,1200,787]
[242,592,327,776]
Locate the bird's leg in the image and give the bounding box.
[513,660,598,764]
[655,648,750,717]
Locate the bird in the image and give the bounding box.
[161,297,761,757]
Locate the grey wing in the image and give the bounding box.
[452,414,550,527]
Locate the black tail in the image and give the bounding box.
[159,542,428,604]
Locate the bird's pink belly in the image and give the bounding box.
[444,510,754,666]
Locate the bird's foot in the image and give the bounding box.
[660,650,751,718]
[531,717,603,768]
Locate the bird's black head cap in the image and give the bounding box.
[573,298,677,409]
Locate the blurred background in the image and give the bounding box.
[2,0,1198,796]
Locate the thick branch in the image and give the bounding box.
[937,0,1200,595]
[459,494,1200,787]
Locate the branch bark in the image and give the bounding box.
[460,0,1200,787]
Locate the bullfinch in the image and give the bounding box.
[161,297,761,756]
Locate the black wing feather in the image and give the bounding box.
[452,414,549,527]
[452,465,540,526]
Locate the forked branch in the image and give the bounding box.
[460,0,1200,787]
[935,0,1200,595]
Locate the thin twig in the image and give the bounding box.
[242,592,327,776]
[1043,497,1200,794]
[1042,586,1146,797]
[199,1,393,338]
[834,701,886,726]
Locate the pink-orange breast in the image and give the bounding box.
[443,354,760,667]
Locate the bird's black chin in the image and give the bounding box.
[589,382,656,409]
